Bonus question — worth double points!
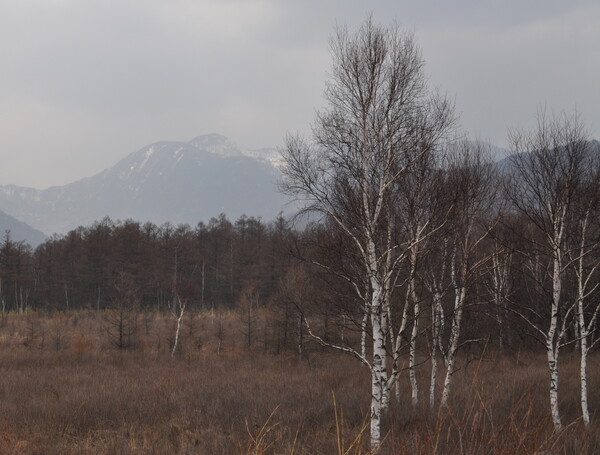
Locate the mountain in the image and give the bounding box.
[0,210,46,247]
[495,139,600,172]
[0,134,290,235]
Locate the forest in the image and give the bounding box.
[1,18,599,455]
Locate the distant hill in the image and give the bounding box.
[0,134,290,236]
[495,139,600,172]
[0,210,46,247]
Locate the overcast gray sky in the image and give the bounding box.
[1,0,599,188]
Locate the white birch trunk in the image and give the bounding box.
[367,232,389,449]
[171,298,186,358]
[490,248,511,349]
[576,267,590,426]
[409,298,419,406]
[547,254,563,431]
[429,291,442,409]
[361,310,368,362]
[429,338,438,409]
[579,318,590,426]
[548,347,561,431]
[394,300,410,402]
[370,311,387,449]
[407,244,420,406]
[575,216,591,427]
[441,285,465,407]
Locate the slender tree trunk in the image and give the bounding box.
[575,220,591,427]
[579,323,590,426]
[171,312,183,357]
[64,284,69,312]
[407,245,420,406]
[409,298,419,406]
[201,261,205,310]
[298,313,303,361]
[368,231,389,449]
[394,295,410,401]
[430,291,442,409]
[171,298,186,357]
[429,340,438,409]
[490,248,511,349]
[548,347,562,431]
[96,284,101,312]
[548,254,563,431]
[577,279,590,426]
[0,278,5,314]
[370,310,387,449]
[441,284,465,407]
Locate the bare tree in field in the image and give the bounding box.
[280,18,454,448]
[170,294,186,357]
[422,229,452,409]
[419,143,496,409]
[105,273,139,350]
[566,146,600,427]
[484,233,514,349]
[439,141,497,407]
[506,112,591,431]
[239,282,259,348]
[395,145,446,406]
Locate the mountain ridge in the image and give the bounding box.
[0,134,288,235]
[0,209,46,247]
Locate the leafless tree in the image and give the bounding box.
[239,283,259,347]
[565,144,600,427]
[438,140,497,407]
[170,294,186,357]
[394,142,447,406]
[280,17,454,448]
[104,273,140,350]
[422,236,450,409]
[484,238,513,349]
[506,111,592,431]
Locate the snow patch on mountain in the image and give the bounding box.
[188,134,283,168]
[0,134,290,235]
[188,133,244,158]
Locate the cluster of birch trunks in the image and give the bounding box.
[281,17,600,449]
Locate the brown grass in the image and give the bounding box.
[0,311,598,454]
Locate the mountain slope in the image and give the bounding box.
[495,139,600,172]
[0,135,289,235]
[0,210,46,247]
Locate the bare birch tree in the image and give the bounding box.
[280,18,454,448]
[566,147,600,427]
[170,294,186,357]
[485,239,513,349]
[422,236,451,409]
[439,140,497,407]
[506,111,591,431]
[395,146,447,406]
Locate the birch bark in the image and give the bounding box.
[506,111,591,431]
[280,18,455,450]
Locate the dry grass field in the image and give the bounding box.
[0,310,598,454]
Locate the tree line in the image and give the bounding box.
[0,213,293,315]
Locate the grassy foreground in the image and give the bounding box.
[0,311,598,454]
